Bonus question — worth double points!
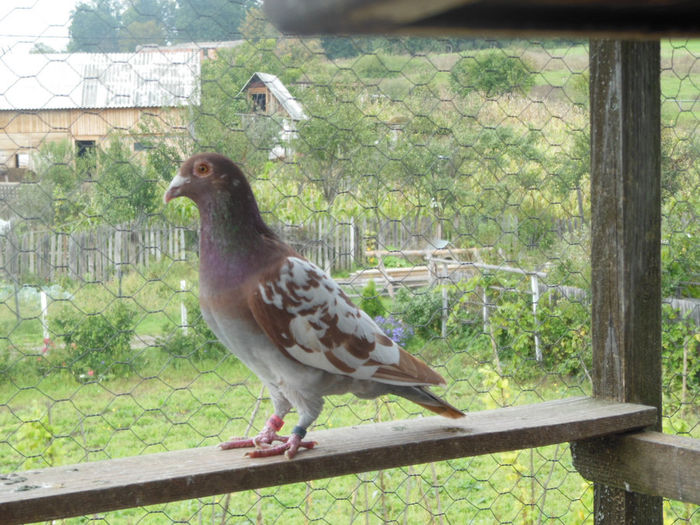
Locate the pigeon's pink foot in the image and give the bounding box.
[244,432,316,460]
[218,415,316,458]
[219,428,287,450]
[219,414,287,450]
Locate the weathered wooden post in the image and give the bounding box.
[576,40,663,524]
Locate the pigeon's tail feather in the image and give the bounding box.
[392,385,465,419]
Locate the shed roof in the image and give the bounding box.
[0,50,200,111]
[241,72,306,121]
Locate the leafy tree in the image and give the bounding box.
[119,0,174,50]
[68,0,122,52]
[294,85,385,206]
[238,6,280,42]
[553,129,589,224]
[396,287,444,340]
[319,36,505,60]
[68,0,253,51]
[193,47,279,171]
[55,301,138,380]
[321,37,359,59]
[192,34,320,175]
[662,193,700,299]
[173,0,253,43]
[122,0,174,28]
[93,139,158,223]
[20,140,90,228]
[450,50,534,97]
[661,128,700,202]
[120,20,167,50]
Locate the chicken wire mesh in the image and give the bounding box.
[0,2,698,524]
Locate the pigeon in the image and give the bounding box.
[164,153,464,459]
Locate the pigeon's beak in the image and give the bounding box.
[163,172,186,204]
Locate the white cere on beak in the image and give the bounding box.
[164,172,188,204]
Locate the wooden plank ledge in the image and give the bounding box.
[571,431,700,505]
[0,396,656,524]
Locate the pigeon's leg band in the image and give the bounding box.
[267,414,285,432]
[292,426,307,439]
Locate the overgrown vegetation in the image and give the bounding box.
[157,294,227,366]
[52,301,138,381]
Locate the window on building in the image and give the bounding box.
[75,140,96,158]
[75,140,97,176]
[15,153,29,168]
[252,93,267,112]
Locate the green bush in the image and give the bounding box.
[450,51,534,97]
[536,296,591,376]
[352,53,401,78]
[158,294,227,365]
[0,337,10,376]
[662,195,700,299]
[446,275,591,379]
[54,301,137,381]
[359,280,385,318]
[662,304,699,394]
[395,287,445,340]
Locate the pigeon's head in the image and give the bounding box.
[164,153,250,206]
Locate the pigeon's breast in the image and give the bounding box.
[199,290,275,378]
[199,289,329,391]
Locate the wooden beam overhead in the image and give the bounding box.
[0,397,656,525]
[264,0,700,38]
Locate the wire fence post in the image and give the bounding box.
[40,290,49,341]
[530,273,542,362]
[180,280,188,335]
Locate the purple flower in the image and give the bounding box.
[374,315,414,346]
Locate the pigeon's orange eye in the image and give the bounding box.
[195,163,210,176]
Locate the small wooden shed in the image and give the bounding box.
[240,72,306,120]
[240,72,307,159]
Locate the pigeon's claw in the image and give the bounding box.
[244,434,317,459]
[218,437,255,450]
[219,429,286,450]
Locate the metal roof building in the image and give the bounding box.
[0,49,201,176]
[0,50,200,111]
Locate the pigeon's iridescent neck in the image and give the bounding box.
[197,191,269,288]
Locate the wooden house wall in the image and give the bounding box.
[0,107,188,169]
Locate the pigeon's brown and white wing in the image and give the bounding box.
[249,256,445,387]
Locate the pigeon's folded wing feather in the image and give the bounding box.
[249,256,445,386]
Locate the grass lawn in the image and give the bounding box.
[2,349,695,523]
[0,339,601,524]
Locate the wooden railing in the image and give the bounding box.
[0,397,667,524]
